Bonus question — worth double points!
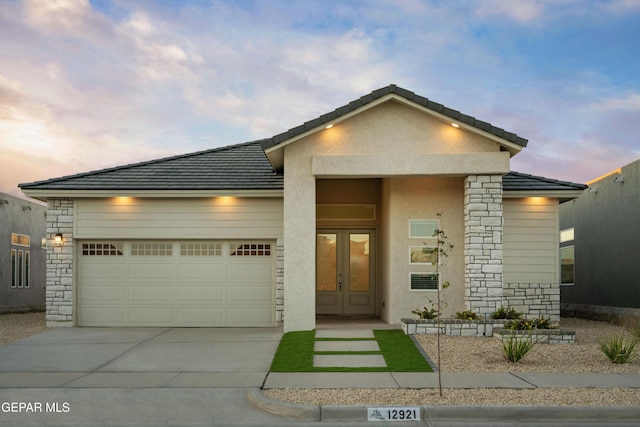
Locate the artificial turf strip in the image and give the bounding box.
[269,329,433,372]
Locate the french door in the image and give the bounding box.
[316,229,376,315]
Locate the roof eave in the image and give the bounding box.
[20,188,284,200]
[503,189,585,202]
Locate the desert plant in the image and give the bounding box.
[628,321,640,339]
[599,334,638,364]
[501,333,537,363]
[411,306,439,319]
[491,306,523,320]
[455,310,479,320]
[505,317,553,330]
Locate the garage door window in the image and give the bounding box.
[131,243,173,256]
[180,242,222,256]
[230,243,271,256]
[82,243,123,256]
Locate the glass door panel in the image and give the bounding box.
[316,234,337,291]
[349,234,370,292]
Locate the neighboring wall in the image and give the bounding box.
[0,193,46,313]
[503,197,560,322]
[560,159,640,315]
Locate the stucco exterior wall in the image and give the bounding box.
[0,193,46,313]
[560,159,640,310]
[380,177,465,324]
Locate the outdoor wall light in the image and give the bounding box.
[54,234,63,245]
[22,205,32,211]
[588,187,598,193]
[0,199,8,205]
[614,176,624,183]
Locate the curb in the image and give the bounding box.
[248,389,640,423]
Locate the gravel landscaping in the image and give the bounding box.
[264,317,640,406]
[0,311,47,345]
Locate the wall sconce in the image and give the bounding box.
[0,199,8,205]
[22,205,32,211]
[614,176,624,183]
[54,234,64,245]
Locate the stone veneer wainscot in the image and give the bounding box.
[46,198,74,327]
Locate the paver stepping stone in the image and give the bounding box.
[314,340,380,352]
[315,330,374,339]
[314,354,387,368]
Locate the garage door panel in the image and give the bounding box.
[78,240,275,327]
[177,264,224,281]
[129,263,175,282]
[228,285,273,303]
[78,307,126,326]
[227,263,274,281]
[178,286,224,303]
[128,285,174,304]
[177,308,225,325]
[128,307,175,325]
[227,308,273,325]
[79,285,126,303]
[78,263,125,283]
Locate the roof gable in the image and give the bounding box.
[261,84,528,170]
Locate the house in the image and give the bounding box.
[19,85,586,331]
[0,192,46,313]
[560,158,640,325]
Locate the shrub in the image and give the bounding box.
[412,306,439,319]
[599,334,638,364]
[505,317,553,330]
[455,310,479,320]
[491,306,523,320]
[628,321,640,339]
[502,333,537,363]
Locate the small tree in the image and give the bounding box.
[433,212,453,397]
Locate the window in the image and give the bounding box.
[409,220,439,238]
[560,246,574,285]
[410,273,439,291]
[82,243,124,256]
[560,228,575,285]
[180,243,222,256]
[10,249,29,288]
[11,233,30,247]
[230,243,271,256]
[131,243,172,256]
[409,246,438,264]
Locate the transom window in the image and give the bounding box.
[180,243,222,256]
[82,243,123,256]
[230,243,271,256]
[11,233,30,247]
[131,243,173,256]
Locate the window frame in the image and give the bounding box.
[410,273,439,291]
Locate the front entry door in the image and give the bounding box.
[316,229,376,315]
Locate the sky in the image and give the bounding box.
[2,0,640,199]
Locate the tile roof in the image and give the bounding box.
[19,141,283,191]
[503,171,587,191]
[261,84,529,150]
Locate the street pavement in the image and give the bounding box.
[0,325,639,426]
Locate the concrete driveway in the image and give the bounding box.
[0,327,283,388]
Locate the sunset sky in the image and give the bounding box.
[2,0,639,199]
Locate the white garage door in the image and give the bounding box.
[77,241,275,327]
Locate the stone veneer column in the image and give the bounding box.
[464,175,504,317]
[275,238,284,324]
[45,198,74,327]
